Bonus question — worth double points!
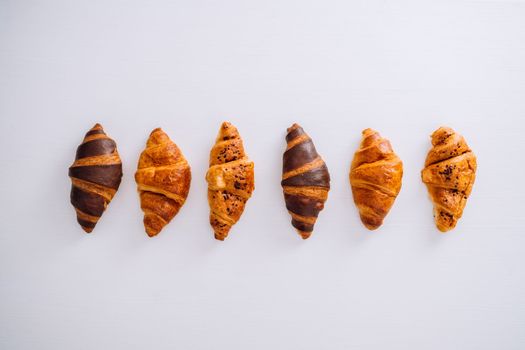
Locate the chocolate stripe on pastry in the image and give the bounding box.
[85,128,106,136]
[281,123,330,239]
[286,126,305,142]
[70,186,105,217]
[283,140,318,172]
[284,193,324,217]
[291,219,313,233]
[69,124,122,233]
[281,164,330,188]
[76,138,116,159]
[77,218,96,229]
[69,164,122,189]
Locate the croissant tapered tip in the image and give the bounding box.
[219,121,236,134]
[434,126,454,133]
[359,128,384,148]
[285,123,307,143]
[215,121,240,142]
[430,126,456,145]
[432,126,454,135]
[359,213,384,230]
[149,128,168,139]
[361,128,380,141]
[435,212,457,233]
[81,226,94,233]
[436,221,455,233]
[220,121,236,130]
[363,222,381,231]
[145,227,161,238]
[146,127,171,147]
[82,123,106,139]
[214,233,226,241]
[287,123,301,133]
[142,213,165,237]
[297,230,312,239]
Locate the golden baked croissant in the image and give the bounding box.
[135,128,191,237]
[281,123,330,239]
[421,127,477,232]
[69,123,123,233]
[206,122,255,240]
[349,129,403,230]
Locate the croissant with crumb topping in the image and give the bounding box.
[206,122,255,240]
[421,127,477,232]
[350,129,403,230]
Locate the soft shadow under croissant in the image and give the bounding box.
[350,128,403,230]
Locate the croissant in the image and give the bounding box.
[281,123,330,239]
[68,123,123,233]
[135,128,191,237]
[421,127,477,232]
[349,129,403,230]
[206,122,255,240]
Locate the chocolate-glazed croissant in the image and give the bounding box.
[135,128,191,237]
[68,123,123,233]
[206,122,255,240]
[281,123,330,239]
[350,129,403,230]
[421,127,477,232]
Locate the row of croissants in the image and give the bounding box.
[69,122,477,239]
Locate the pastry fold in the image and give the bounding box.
[69,123,123,233]
[135,128,191,237]
[281,123,330,239]
[421,127,477,232]
[206,122,254,240]
[350,129,403,230]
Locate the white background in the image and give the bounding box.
[1,0,525,349]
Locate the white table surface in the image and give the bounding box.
[1,1,525,349]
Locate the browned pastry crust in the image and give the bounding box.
[69,123,123,233]
[281,123,330,239]
[135,128,191,237]
[350,129,403,230]
[421,127,477,232]
[206,122,255,240]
